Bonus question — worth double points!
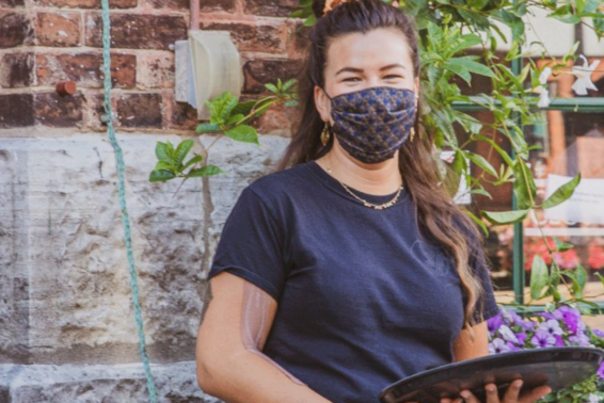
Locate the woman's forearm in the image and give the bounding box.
[199,349,333,403]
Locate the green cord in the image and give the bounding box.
[100,0,158,401]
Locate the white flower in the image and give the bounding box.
[587,393,600,403]
[536,67,552,108]
[499,325,519,344]
[571,55,600,96]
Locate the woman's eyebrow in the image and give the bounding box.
[335,63,406,76]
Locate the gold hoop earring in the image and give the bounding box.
[321,122,331,146]
[410,127,416,142]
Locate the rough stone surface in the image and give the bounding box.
[35,12,81,47]
[138,53,174,89]
[0,133,288,366]
[0,52,34,88]
[85,13,188,50]
[0,361,221,402]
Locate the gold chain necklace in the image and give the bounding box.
[325,164,404,210]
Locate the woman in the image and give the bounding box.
[196,1,553,403]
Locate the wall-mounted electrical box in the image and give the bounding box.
[175,30,243,120]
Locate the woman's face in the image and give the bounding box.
[315,27,419,124]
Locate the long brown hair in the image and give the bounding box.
[274,0,490,339]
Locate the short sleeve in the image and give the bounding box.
[208,186,287,302]
[466,233,500,324]
[452,213,500,324]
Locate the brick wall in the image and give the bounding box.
[0,0,309,135]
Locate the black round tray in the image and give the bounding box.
[379,347,604,403]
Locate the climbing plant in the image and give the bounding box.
[150,0,604,313]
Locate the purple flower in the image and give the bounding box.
[501,309,524,326]
[521,320,536,332]
[554,334,565,347]
[553,305,582,334]
[593,329,604,338]
[506,341,523,352]
[531,328,557,348]
[588,394,600,403]
[487,312,503,333]
[515,332,528,344]
[598,362,604,380]
[489,338,511,354]
[537,319,563,337]
[499,325,519,344]
[569,332,593,347]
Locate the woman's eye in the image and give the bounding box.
[384,75,402,80]
[342,77,360,82]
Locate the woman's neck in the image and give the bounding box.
[315,138,403,196]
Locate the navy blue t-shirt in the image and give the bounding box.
[208,159,500,403]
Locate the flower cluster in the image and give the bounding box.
[487,305,604,403]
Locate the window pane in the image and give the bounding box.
[523,112,604,305]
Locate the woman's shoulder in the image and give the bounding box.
[245,161,314,203]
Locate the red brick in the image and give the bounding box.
[244,0,298,17]
[85,13,187,50]
[35,92,83,127]
[116,93,162,128]
[138,53,174,89]
[243,59,303,93]
[36,52,136,89]
[36,12,81,47]
[0,52,34,88]
[200,0,237,13]
[0,13,34,48]
[167,94,197,130]
[285,20,311,60]
[0,94,34,128]
[81,91,108,129]
[35,0,136,9]
[199,20,285,53]
[145,0,186,10]
[0,0,24,7]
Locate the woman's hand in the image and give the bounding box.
[438,380,552,403]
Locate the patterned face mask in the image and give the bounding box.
[323,86,417,164]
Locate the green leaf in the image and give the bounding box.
[174,140,194,167]
[443,60,472,85]
[465,209,489,237]
[187,164,225,177]
[465,151,498,178]
[149,169,176,182]
[574,263,587,298]
[231,100,258,117]
[265,83,279,94]
[196,123,221,133]
[155,142,172,163]
[553,236,573,252]
[530,255,549,300]
[225,124,260,145]
[449,34,483,55]
[542,173,581,209]
[513,159,537,210]
[154,161,173,171]
[226,114,245,126]
[482,209,529,225]
[447,57,497,78]
[182,155,203,171]
[475,135,513,166]
[303,14,316,27]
